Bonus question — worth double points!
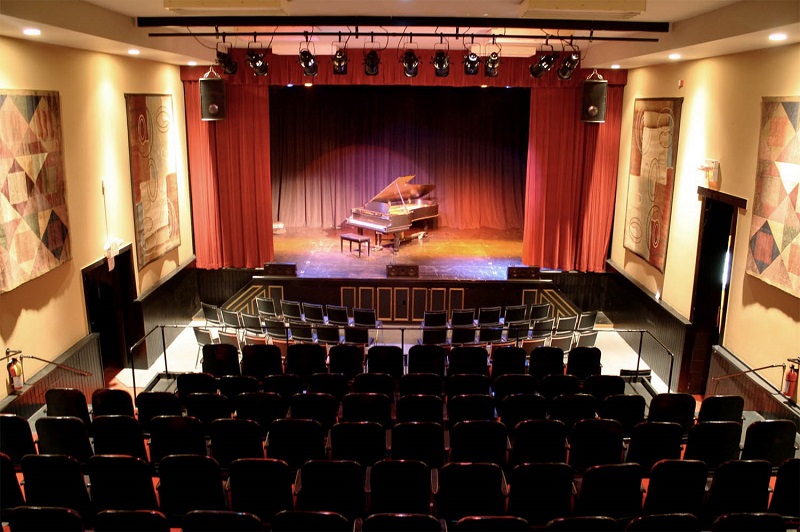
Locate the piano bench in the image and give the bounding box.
[340,233,371,257]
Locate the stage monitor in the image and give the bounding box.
[263,262,297,277]
[386,264,419,278]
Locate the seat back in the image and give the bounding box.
[741,419,797,466]
[576,310,598,331]
[697,395,745,423]
[182,510,264,531]
[209,418,266,469]
[683,421,743,469]
[643,459,708,516]
[235,391,288,435]
[510,419,567,466]
[436,462,507,522]
[477,306,501,325]
[202,343,241,376]
[647,393,696,433]
[266,418,327,471]
[147,415,207,463]
[45,388,91,427]
[396,394,444,424]
[91,414,148,461]
[341,392,393,428]
[228,458,294,524]
[296,459,366,520]
[289,392,339,430]
[280,300,303,321]
[449,420,508,468]
[567,418,625,473]
[408,344,447,376]
[302,302,326,323]
[0,413,37,466]
[448,346,489,376]
[366,345,404,379]
[20,454,93,520]
[326,305,350,326]
[329,421,387,468]
[391,421,446,469]
[157,455,227,520]
[625,421,684,471]
[285,342,327,379]
[34,416,93,464]
[255,297,279,318]
[574,463,643,519]
[239,343,282,378]
[508,462,573,526]
[328,343,364,378]
[86,454,158,511]
[353,307,378,328]
[94,510,170,532]
[527,302,551,321]
[91,388,135,418]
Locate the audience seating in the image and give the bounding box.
[94,509,170,532]
[508,462,573,526]
[34,415,93,464]
[0,413,37,467]
[368,459,432,515]
[8,506,85,532]
[0,452,24,521]
[227,458,294,525]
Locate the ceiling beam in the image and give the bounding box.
[136,15,670,33]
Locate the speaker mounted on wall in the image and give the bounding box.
[386,264,419,278]
[581,75,608,123]
[507,266,541,279]
[199,69,227,121]
[263,262,297,277]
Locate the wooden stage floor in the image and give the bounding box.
[272,227,525,280]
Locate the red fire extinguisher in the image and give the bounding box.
[783,364,798,399]
[7,357,23,393]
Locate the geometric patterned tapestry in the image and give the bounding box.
[0,90,71,293]
[746,96,800,298]
[124,94,180,270]
[623,97,683,272]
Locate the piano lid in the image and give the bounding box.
[370,174,435,203]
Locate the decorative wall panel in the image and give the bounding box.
[623,98,683,272]
[746,96,800,298]
[0,90,71,292]
[125,94,180,269]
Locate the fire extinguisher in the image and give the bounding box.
[6,357,23,393]
[783,364,798,399]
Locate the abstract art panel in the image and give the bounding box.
[125,94,180,269]
[624,98,683,272]
[0,90,71,293]
[746,96,799,298]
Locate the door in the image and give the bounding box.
[82,246,138,370]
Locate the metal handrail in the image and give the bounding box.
[128,322,676,394]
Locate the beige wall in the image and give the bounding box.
[0,37,193,399]
[611,44,800,388]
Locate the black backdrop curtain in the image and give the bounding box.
[269,85,529,230]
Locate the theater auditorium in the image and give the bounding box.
[0,1,799,530]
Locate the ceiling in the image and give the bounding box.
[0,0,797,69]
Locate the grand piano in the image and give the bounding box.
[347,175,439,251]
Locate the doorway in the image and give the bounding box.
[687,188,747,393]
[81,246,140,372]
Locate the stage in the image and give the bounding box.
[270,227,526,280]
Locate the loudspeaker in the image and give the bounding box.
[581,78,608,123]
[199,77,227,121]
[507,266,541,279]
[386,264,419,278]
[263,262,297,276]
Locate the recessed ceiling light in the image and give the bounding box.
[23,28,41,36]
[611,64,621,69]
[188,61,197,66]
[128,49,140,55]
[668,53,681,60]
[769,33,787,41]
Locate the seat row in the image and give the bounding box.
[196,342,603,382]
[200,299,599,351]
[3,451,798,530]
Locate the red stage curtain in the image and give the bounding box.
[183,80,274,268]
[522,85,623,272]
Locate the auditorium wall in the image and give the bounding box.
[610,44,800,390]
[0,37,194,401]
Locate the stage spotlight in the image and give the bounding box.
[464,52,480,75]
[530,51,559,78]
[401,49,419,77]
[216,48,238,75]
[332,49,348,75]
[557,50,580,80]
[485,51,500,77]
[245,50,268,76]
[432,50,450,77]
[299,48,318,76]
[365,50,380,76]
